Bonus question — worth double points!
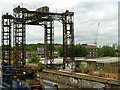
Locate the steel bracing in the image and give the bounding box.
[1,13,13,87]
[2,13,13,65]
[1,6,74,80]
[13,6,26,79]
[44,21,54,65]
[63,14,74,68]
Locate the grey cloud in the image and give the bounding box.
[0,0,119,46]
[73,1,118,45]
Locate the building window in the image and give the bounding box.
[90,54,91,57]
[96,52,97,55]
[96,63,104,67]
[111,62,120,66]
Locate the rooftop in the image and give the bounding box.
[84,45,98,49]
[81,44,98,49]
[75,57,119,63]
[39,57,120,64]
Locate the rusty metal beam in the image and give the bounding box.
[63,14,74,69]
[2,13,13,65]
[44,21,54,65]
[1,6,75,82]
[13,7,26,79]
[1,13,13,86]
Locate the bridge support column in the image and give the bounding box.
[13,6,26,80]
[2,13,13,87]
[63,12,74,69]
[44,21,54,66]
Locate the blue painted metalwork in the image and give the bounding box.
[2,82,10,89]
[119,69,120,74]
[2,65,14,89]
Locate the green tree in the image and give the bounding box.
[26,44,37,51]
[26,43,44,51]
[99,45,116,57]
[34,62,44,72]
[87,64,94,72]
[56,46,63,57]
[28,53,40,63]
[79,64,87,73]
[28,53,44,75]
[74,44,89,57]
[56,44,88,57]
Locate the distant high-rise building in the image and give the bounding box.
[99,45,101,48]
[113,44,118,50]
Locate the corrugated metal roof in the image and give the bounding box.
[75,57,119,63]
[39,57,120,64]
[96,57,119,63]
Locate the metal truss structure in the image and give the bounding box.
[1,14,14,86]
[1,6,74,81]
[13,6,26,79]
[44,21,54,65]
[2,14,13,65]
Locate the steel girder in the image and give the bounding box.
[63,14,74,69]
[1,13,13,86]
[13,6,26,79]
[1,6,75,78]
[44,21,54,65]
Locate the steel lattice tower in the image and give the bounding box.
[13,6,26,79]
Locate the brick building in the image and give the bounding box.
[26,47,60,59]
[54,45,62,49]
[82,44,99,57]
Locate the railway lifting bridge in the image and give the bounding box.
[1,6,74,88]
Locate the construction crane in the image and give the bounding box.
[94,22,100,47]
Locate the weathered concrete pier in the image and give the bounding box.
[38,69,120,88]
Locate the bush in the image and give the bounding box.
[28,53,39,63]
[78,64,87,73]
[87,64,94,73]
[34,62,44,72]
[97,71,105,77]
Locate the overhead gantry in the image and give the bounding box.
[1,6,74,82]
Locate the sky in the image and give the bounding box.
[0,0,119,46]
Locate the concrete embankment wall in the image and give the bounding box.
[37,70,120,88]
